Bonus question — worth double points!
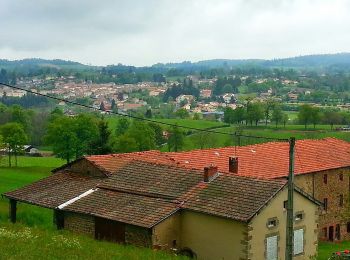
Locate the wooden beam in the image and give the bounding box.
[9,199,17,223]
[54,209,64,230]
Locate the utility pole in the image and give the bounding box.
[285,137,295,260]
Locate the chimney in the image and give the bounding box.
[229,156,238,174]
[204,165,218,182]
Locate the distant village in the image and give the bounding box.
[1,74,350,119]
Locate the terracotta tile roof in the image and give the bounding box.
[165,138,350,179]
[84,151,177,175]
[63,160,286,223]
[98,160,203,199]
[3,171,102,209]
[63,189,179,228]
[182,174,286,222]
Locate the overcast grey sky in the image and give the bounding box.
[0,0,349,66]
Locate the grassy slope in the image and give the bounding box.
[0,224,184,260]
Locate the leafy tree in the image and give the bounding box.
[310,107,321,129]
[298,104,313,129]
[148,122,165,146]
[168,124,184,152]
[46,117,78,163]
[91,119,112,154]
[263,99,275,125]
[271,104,283,128]
[224,107,235,124]
[193,113,200,120]
[192,131,208,149]
[247,102,264,126]
[1,123,27,167]
[323,111,342,130]
[112,134,138,153]
[145,109,152,118]
[74,114,99,158]
[282,113,289,128]
[128,121,156,151]
[116,117,130,136]
[100,101,106,111]
[111,99,117,112]
[175,108,189,119]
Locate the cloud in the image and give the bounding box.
[0,0,349,65]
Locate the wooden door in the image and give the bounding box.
[329,226,334,241]
[95,217,125,243]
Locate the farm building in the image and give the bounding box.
[161,138,350,242]
[3,150,321,260]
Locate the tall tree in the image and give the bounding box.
[91,118,112,154]
[298,104,313,129]
[128,121,156,151]
[168,124,184,152]
[116,117,130,136]
[310,107,321,129]
[1,123,27,167]
[271,104,283,128]
[45,116,77,163]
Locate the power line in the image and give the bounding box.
[0,82,289,141]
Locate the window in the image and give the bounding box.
[339,194,344,207]
[347,222,350,233]
[324,198,328,211]
[283,200,288,210]
[340,173,344,181]
[295,212,304,221]
[294,229,304,255]
[266,235,278,260]
[267,218,277,228]
[323,174,328,184]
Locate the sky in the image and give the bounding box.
[0,0,349,66]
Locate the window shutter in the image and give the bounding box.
[294,229,304,255]
[266,235,278,260]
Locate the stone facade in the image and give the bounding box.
[67,159,105,177]
[64,212,95,238]
[125,225,152,247]
[294,167,350,241]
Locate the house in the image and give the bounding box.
[23,145,40,156]
[3,151,320,260]
[222,93,236,104]
[200,89,212,98]
[162,138,350,242]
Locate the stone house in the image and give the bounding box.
[4,151,320,260]
[162,138,350,242]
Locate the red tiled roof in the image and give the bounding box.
[165,138,350,179]
[84,151,176,175]
[64,160,286,223]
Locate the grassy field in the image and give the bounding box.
[107,117,228,133]
[0,224,185,260]
[0,156,185,259]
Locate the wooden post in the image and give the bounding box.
[285,137,295,260]
[54,209,64,230]
[9,199,17,223]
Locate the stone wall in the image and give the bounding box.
[294,167,350,241]
[64,212,95,238]
[67,158,105,177]
[125,224,152,247]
